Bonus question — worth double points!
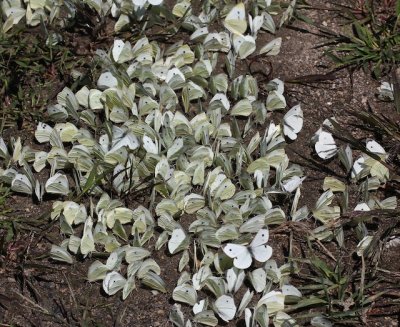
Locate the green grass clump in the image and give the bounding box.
[297,0,400,79]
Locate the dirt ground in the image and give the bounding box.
[1,1,400,326]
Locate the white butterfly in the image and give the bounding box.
[112,39,133,63]
[102,271,126,295]
[232,34,256,59]
[168,228,187,254]
[45,173,69,196]
[35,122,53,143]
[11,173,33,195]
[282,175,305,193]
[223,229,273,269]
[214,295,236,322]
[226,267,245,293]
[354,203,370,212]
[223,3,247,35]
[142,134,159,154]
[249,14,264,37]
[314,130,337,159]
[190,27,209,42]
[97,72,118,90]
[366,139,386,155]
[259,37,282,56]
[283,104,303,140]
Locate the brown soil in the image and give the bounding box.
[1,1,400,326]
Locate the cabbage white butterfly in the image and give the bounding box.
[223,229,273,269]
[142,134,159,154]
[45,173,69,195]
[97,72,118,90]
[35,122,53,143]
[249,14,264,37]
[283,104,303,140]
[314,130,337,159]
[50,245,74,264]
[282,175,305,193]
[366,139,386,155]
[112,39,133,63]
[132,0,163,6]
[224,3,247,35]
[193,299,206,314]
[226,267,245,293]
[249,267,267,293]
[232,34,256,59]
[11,173,33,195]
[256,290,285,313]
[190,27,209,42]
[168,228,188,254]
[80,216,95,255]
[103,271,127,295]
[214,295,236,322]
[166,68,186,90]
[172,284,198,306]
[259,37,282,56]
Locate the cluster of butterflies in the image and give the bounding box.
[309,119,396,246]
[1,0,295,36]
[0,1,306,324]
[1,0,165,33]
[2,0,74,33]
[311,119,391,184]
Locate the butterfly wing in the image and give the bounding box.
[251,244,273,263]
[148,0,163,5]
[249,229,272,263]
[250,229,269,247]
[366,139,386,155]
[223,244,252,269]
[168,228,187,254]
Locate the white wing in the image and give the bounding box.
[250,244,273,263]
[224,3,247,35]
[168,228,186,254]
[103,271,126,295]
[250,229,269,247]
[226,268,237,293]
[282,176,305,193]
[148,0,163,5]
[366,140,386,155]
[225,3,245,21]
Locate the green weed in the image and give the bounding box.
[0,28,84,132]
[297,0,400,79]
